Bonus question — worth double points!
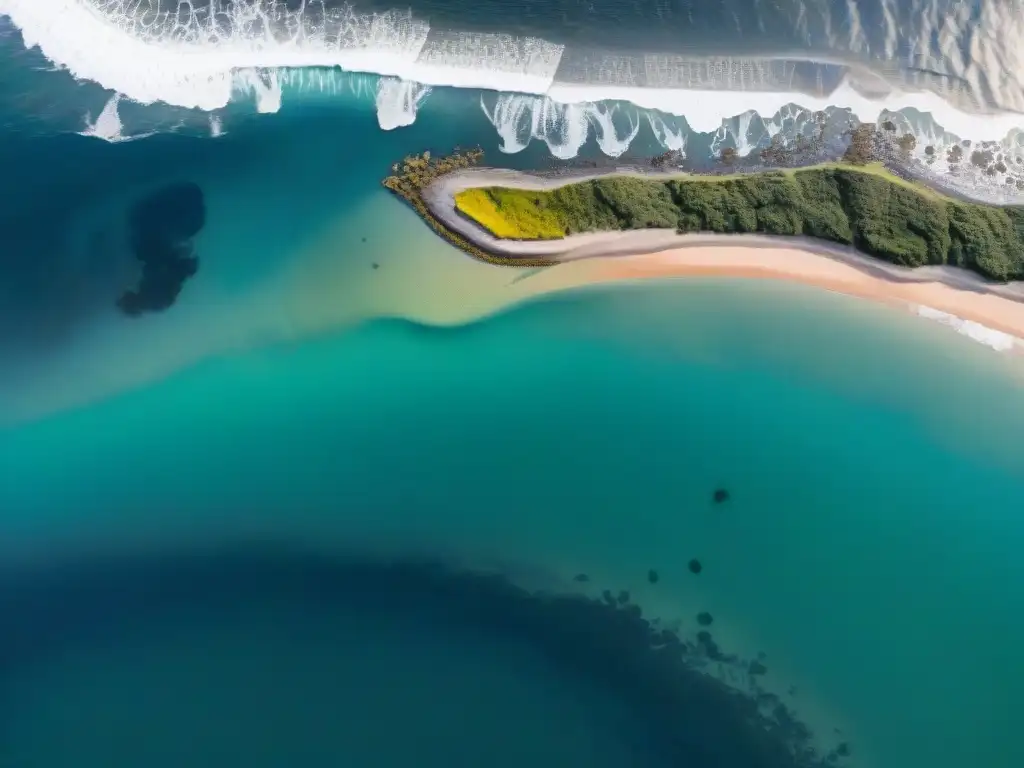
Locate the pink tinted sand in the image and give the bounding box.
[560,246,1024,342]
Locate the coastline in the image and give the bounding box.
[421,166,1024,351]
[419,163,954,264]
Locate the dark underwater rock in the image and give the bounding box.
[688,558,703,574]
[697,611,714,626]
[117,181,205,317]
[647,568,659,584]
[713,488,730,504]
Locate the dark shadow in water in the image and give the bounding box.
[0,543,850,767]
[117,181,205,316]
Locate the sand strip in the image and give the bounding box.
[529,245,1024,351]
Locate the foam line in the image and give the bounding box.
[2,1,1023,143]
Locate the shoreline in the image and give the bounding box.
[526,244,1024,352]
[419,165,1024,350]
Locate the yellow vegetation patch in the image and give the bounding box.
[454,187,566,240]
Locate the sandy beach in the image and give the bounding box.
[423,168,1024,352]
[532,244,1024,351]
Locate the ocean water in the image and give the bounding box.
[3,278,1024,768]
[3,2,1024,768]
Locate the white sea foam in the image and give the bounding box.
[375,77,430,130]
[3,0,1024,147]
[916,306,1018,352]
[79,92,156,142]
[545,80,1024,140]
[481,94,641,159]
[234,69,284,114]
[646,113,688,155]
[79,92,123,141]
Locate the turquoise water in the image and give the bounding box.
[2,33,1024,768]
[3,276,1024,768]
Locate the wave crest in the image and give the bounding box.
[3,0,1024,142]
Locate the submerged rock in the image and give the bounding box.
[697,611,714,626]
[713,488,730,504]
[647,568,659,584]
[688,558,703,574]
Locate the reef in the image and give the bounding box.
[1,546,851,768]
[117,181,205,316]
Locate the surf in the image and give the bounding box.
[4,0,1024,143]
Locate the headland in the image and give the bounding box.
[383,150,1024,347]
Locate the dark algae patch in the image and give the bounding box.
[697,611,714,626]
[688,558,703,574]
[117,181,205,316]
[648,568,660,584]
[713,488,730,504]
[3,546,850,768]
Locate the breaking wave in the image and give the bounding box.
[5,0,1024,202]
[4,0,1024,143]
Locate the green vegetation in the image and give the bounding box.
[383,149,556,267]
[455,167,1024,282]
